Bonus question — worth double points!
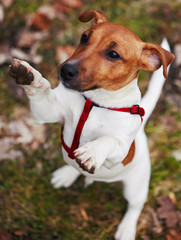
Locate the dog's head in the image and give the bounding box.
[59,10,175,92]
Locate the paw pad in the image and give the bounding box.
[9,61,34,85]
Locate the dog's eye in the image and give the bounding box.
[106,51,121,60]
[80,34,89,45]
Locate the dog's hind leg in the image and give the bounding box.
[115,139,150,240]
[51,165,81,188]
[115,177,149,240]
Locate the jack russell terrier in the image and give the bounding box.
[9,10,174,240]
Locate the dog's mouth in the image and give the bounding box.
[59,74,99,92]
[58,63,100,92]
[61,78,83,92]
[62,79,99,92]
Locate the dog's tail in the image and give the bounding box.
[140,38,171,129]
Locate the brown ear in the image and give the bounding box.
[79,10,107,27]
[140,42,175,78]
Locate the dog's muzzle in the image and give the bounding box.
[59,63,79,83]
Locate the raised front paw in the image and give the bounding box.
[9,59,34,85]
[74,142,105,174]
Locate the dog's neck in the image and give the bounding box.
[83,78,141,108]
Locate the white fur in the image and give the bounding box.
[15,39,170,240]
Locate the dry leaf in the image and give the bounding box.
[137,206,153,234]
[0,107,46,161]
[157,196,175,216]
[14,117,46,149]
[37,5,56,20]
[11,48,30,61]
[166,229,181,240]
[0,228,12,240]
[17,30,49,48]
[31,12,52,30]
[53,1,71,14]
[0,137,17,155]
[11,47,42,64]
[141,236,151,240]
[0,150,24,162]
[79,206,89,221]
[14,226,30,236]
[168,192,177,205]
[166,211,180,228]
[1,0,14,7]
[56,0,82,8]
[157,196,181,229]
[138,206,163,236]
[0,4,4,23]
[54,0,82,14]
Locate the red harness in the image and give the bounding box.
[61,98,145,159]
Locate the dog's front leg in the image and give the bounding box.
[74,136,128,174]
[9,59,65,124]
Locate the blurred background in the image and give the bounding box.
[0,0,181,239]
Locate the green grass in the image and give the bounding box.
[0,159,126,239]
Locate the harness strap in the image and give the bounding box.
[61,98,145,160]
[61,98,93,159]
[109,105,145,118]
[85,96,145,119]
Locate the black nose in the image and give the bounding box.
[59,63,79,81]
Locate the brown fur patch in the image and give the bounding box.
[122,141,135,166]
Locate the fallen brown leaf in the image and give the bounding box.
[17,30,49,48]
[157,196,175,218]
[14,226,30,236]
[53,1,71,14]
[53,0,82,14]
[1,0,14,7]
[11,47,42,64]
[166,211,180,228]
[0,107,47,161]
[141,236,151,240]
[157,196,181,229]
[57,0,82,8]
[0,150,24,162]
[0,4,4,23]
[166,229,181,240]
[147,206,163,235]
[168,192,177,205]
[31,12,52,30]
[0,228,12,240]
[79,206,89,221]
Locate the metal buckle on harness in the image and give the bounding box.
[130,105,140,114]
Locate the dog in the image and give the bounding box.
[9,10,174,240]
